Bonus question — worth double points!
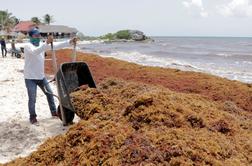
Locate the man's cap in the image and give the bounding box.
[28,28,40,37]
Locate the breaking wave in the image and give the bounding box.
[99,51,200,71]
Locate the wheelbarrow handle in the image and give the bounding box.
[48,76,56,83]
[72,41,77,62]
[43,81,60,101]
[51,42,58,75]
[50,41,68,125]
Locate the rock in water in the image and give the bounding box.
[129,30,146,41]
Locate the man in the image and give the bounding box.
[11,39,17,57]
[0,37,7,57]
[24,28,77,124]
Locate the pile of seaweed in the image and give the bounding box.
[45,49,252,113]
[5,78,251,166]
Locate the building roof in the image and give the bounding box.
[13,21,78,34]
[38,25,78,34]
[13,21,36,32]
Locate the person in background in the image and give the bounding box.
[0,37,7,58]
[11,39,17,57]
[24,28,77,124]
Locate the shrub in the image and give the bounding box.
[100,33,116,40]
[115,30,130,39]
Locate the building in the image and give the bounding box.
[38,25,78,38]
[13,21,36,35]
[13,21,78,38]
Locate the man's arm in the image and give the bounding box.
[51,36,78,50]
[52,40,71,50]
[24,43,49,55]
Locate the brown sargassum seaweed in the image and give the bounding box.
[5,78,252,166]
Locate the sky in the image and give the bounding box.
[1,0,252,37]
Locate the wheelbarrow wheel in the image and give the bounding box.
[16,53,21,58]
[57,105,75,125]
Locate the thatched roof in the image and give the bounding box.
[38,25,78,34]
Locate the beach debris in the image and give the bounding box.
[5,78,252,166]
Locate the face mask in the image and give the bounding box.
[30,37,40,46]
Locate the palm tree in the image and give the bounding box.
[13,17,19,25]
[43,14,54,25]
[0,10,18,32]
[31,17,41,25]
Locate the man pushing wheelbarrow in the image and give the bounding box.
[23,28,78,124]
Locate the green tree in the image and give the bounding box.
[31,17,41,25]
[43,14,54,25]
[13,17,19,25]
[0,10,18,31]
[100,33,115,40]
[115,30,130,39]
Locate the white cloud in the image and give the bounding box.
[182,0,209,17]
[218,0,252,17]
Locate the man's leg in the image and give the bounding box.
[14,50,18,57]
[38,78,57,116]
[25,79,38,120]
[4,48,7,57]
[1,48,4,58]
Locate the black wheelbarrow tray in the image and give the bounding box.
[55,61,96,125]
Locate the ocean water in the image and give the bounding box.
[79,37,252,83]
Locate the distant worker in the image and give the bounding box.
[0,37,7,58]
[11,39,18,57]
[24,28,77,124]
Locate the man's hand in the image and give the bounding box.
[46,35,54,44]
[70,37,78,46]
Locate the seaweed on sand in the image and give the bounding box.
[5,78,252,166]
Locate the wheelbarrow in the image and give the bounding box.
[9,47,24,58]
[50,40,96,126]
[55,61,96,125]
